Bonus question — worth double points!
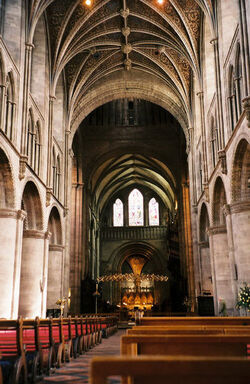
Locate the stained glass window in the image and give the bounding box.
[129,188,143,226]
[149,198,159,226]
[113,198,124,226]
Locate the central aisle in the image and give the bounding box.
[42,330,125,384]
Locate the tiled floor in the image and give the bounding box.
[41,330,124,384]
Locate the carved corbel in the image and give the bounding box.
[19,155,28,180]
[218,150,227,174]
[203,183,209,202]
[242,96,250,127]
[46,187,53,207]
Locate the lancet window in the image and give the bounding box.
[129,188,144,226]
[149,197,159,226]
[113,198,124,226]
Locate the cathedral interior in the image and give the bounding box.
[0,0,249,322]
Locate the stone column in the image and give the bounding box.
[46,96,56,206]
[19,230,47,318]
[41,231,51,318]
[196,92,208,185]
[210,38,225,149]
[21,43,34,155]
[229,201,250,285]
[208,226,234,315]
[70,181,83,314]
[182,183,196,311]
[199,241,213,294]
[0,85,6,131]
[47,244,64,310]
[0,209,26,319]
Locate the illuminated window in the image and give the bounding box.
[113,198,123,226]
[149,198,159,226]
[129,188,143,226]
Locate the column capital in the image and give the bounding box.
[45,230,52,240]
[227,200,250,215]
[25,42,35,50]
[196,90,204,98]
[23,229,47,239]
[207,225,227,236]
[0,208,26,220]
[49,244,64,251]
[49,95,56,102]
[210,37,218,45]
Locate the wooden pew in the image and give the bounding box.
[138,316,250,326]
[127,325,250,336]
[90,355,250,384]
[51,318,65,367]
[38,318,56,375]
[0,318,27,384]
[23,317,43,383]
[0,352,3,384]
[121,334,250,357]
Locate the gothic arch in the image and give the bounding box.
[48,206,62,245]
[0,147,15,208]
[107,241,165,275]
[21,181,43,230]
[231,138,250,202]
[199,202,210,242]
[212,176,227,226]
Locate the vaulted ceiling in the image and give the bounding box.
[28,0,215,131]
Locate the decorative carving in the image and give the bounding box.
[121,44,133,54]
[207,225,227,236]
[242,96,250,128]
[19,155,28,180]
[46,187,53,207]
[218,150,227,174]
[120,8,130,18]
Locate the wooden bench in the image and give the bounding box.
[121,334,250,357]
[0,318,27,384]
[23,317,43,383]
[38,318,56,375]
[128,325,250,336]
[138,316,250,326]
[90,355,250,384]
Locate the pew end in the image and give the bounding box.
[90,355,250,384]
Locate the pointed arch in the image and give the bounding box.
[113,198,124,227]
[199,203,210,242]
[5,71,15,140]
[212,177,227,226]
[21,181,43,230]
[235,43,243,116]
[48,206,62,245]
[0,146,15,208]
[149,197,159,226]
[129,188,144,226]
[231,138,250,202]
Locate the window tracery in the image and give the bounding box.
[129,188,144,226]
[113,198,124,226]
[149,197,159,226]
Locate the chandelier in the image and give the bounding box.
[97,273,168,283]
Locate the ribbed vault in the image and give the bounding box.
[27,0,216,131]
[91,154,177,214]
